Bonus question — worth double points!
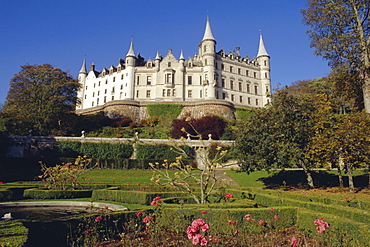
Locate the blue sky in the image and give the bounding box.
[0,0,330,105]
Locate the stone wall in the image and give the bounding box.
[77,99,237,121]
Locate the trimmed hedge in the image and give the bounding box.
[23,189,92,199]
[54,141,133,159]
[297,209,370,247]
[91,189,182,205]
[235,107,255,120]
[0,189,13,202]
[0,220,28,247]
[136,144,190,160]
[158,207,297,235]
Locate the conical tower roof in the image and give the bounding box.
[202,16,215,41]
[79,57,87,74]
[126,39,136,57]
[257,33,269,57]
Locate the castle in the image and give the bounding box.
[76,18,271,122]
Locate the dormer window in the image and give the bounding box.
[165,73,173,84]
[168,62,171,67]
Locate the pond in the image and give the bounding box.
[0,201,127,247]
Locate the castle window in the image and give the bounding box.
[167,89,171,97]
[146,90,151,98]
[188,76,192,85]
[230,66,233,73]
[254,72,257,78]
[265,72,268,79]
[172,89,176,96]
[162,89,165,97]
[92,92,95,97]
[120,92,123,99]
[136,90,139,98]
[266,86,269,92]
[105,79,108,84]
[246,70,249,76]
[216,91,219,99]
[105,89,107,94]
[92,101,94,106]
[86,86,88,90]
[248,97,251,104]
[254,85,258,94]
[111,87,115,94]
[200,76,202,84]
[264,60,267,66]
[221,79,225,87]
[136,76,140,85]
[256,99,259,105]
[121,74,124,80]
[247,84,250,93]
[188,90,192,98]
[84,94,87,99]
[205,59,207,65]
[94,83,96,88]
[230,80,234,90]
[113,77,116,82]
[98,91,100,96]
[168,62,171,67]
[239,96,243,103]
[112,96,114,101]
[238,68,241,74]
[165,74,173,84]
[239,82,242,91]
[98,81,101,86]
[97,98,99,105]
[221,64,224,70]
[147,76,152,85]
[222,93,226,99]
[120,84,123,90]
[231,94,235,102]
[104,96,107,103]
[200,90,203,98]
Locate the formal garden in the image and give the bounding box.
[0,140,369,247]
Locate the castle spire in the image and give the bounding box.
[179,50,185,60]
[202,16,215,41]
[257,33,269,57]
[126,39,136,57]
[79,57,87,74]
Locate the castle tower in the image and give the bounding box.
[256,33,271,105]
[199,17,216,99]
[125,39,136,100]
[77,58,87,109]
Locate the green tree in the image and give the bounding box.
[3,64,80,135]
[236,90,318,188]
[302,0,370,112]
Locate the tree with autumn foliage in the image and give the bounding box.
[302,0,370,112]
[3,64,80,136]
[236,89,318,188]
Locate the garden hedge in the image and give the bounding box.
[23,189,92,199]
[0,220,28,247]
[146,104,183,119]
[136,144,190,160]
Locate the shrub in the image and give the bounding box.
[79,142,133,159]
[23,188,92,199]
[171,115,226,140]
[0,220,28,246]
[235,108,255,120]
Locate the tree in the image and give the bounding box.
[236,90,318,188]
[3,64,80,135]
[302,0,370,112]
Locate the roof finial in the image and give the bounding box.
[79,57,87,74]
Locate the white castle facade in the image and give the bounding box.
[76,18,271,121]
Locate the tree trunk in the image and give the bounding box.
[361,76,370,113]
[337,165,344,188]
[337,158,345,188]
[346,163,355,193]
[368,163,370,188]
[301,161,314,188]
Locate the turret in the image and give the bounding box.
[200,17,216,99]
[78,57,87,82]
[125,39,136,100]
[256,33,271,105]
[154,51,161,71]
